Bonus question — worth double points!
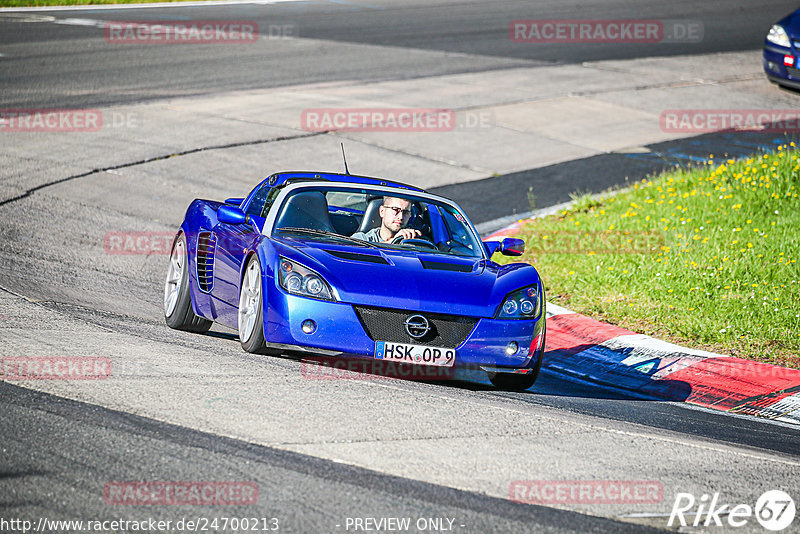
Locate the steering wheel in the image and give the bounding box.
[391,235,438,250]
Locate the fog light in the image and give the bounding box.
[302,320,317,334]
[505,341,519,356]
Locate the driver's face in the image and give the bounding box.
[379,198,412,234]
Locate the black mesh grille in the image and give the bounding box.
[353,306,477,348]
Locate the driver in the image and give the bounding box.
[351,197,421,243]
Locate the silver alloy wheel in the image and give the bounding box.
[164,237,185,317]
[238,258,261,342]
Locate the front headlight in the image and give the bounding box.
[496,285,541,320]
[767,24,791,48]
[278,257,336,301]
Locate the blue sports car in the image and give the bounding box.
[163,172,546,390]
[764,7,800,90]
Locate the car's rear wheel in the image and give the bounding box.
[238,256,268,353]
[164,233,212,333]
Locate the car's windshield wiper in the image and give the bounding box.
[275,227,380,248]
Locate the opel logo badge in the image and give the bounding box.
[404,314,430,339]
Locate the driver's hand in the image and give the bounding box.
[387,228,421,242]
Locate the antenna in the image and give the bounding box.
[340,143,350,175]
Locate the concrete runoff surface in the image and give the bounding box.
[2,49,800,532]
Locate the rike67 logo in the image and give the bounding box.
[669,490,795,531]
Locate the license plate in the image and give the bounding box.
[375,341,455,367]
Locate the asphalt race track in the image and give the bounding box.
[2,1,800,533]
[1,0,798,109]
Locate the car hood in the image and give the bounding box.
[272,237,537,318]
[779,9,800,38]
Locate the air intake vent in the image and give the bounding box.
[419,259,473,272]
[196,232,217,293]
[324,249,389,264]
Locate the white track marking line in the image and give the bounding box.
[0,0,306,13]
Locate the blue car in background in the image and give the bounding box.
[764,7,800,89]
[163,172,546,390]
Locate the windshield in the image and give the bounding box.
[272,186,483,258]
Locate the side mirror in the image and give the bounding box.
[218,205,248,225]
[499,237,524,256]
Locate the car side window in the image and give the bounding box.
[246,186,281,218]
[440,207,477,253]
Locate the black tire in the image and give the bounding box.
[489,322,546,391]
[164,233,212,333]
[489,370,538,391]
[238,256,269,354]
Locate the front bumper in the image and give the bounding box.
[263,292,545,369]
[763,44,800,88]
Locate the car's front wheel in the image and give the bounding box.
[488,370,538,391]
[164,233,212,333]
[489,331,545,391]
[238,256,268,353]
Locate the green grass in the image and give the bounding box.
[500,145,800,368]
[0,0,204,6]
